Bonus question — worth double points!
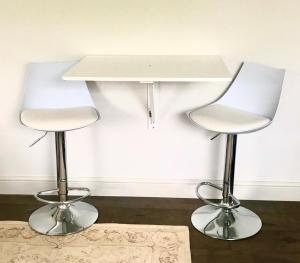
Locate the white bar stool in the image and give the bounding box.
[187,62,285,240]
[20,61,100,235]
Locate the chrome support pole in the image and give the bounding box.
[55,132,68,202]
[222,134,237,205]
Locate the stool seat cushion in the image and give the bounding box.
[188,104,271,134]
[21,107,98,132]
[20,62,99,131]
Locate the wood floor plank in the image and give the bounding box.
[0,195,299,262]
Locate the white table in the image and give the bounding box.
[63,55,232,128]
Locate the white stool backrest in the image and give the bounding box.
[22,61,97,111]
[20,61,100,131]
[217,62,285,120]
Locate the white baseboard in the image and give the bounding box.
[0,176,299,201]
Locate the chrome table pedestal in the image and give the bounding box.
[191,134,262,240]
[29,132,98,235]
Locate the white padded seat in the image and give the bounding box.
[188,104,271,134]
[188,62,285,134]
[20,62,99,131]
[21,107,99,132]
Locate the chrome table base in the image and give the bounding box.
[29,201,98,235]
[191,205,262,240]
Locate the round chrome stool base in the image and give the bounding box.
[191,205,262,240]
[29,201,98,235]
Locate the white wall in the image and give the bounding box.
[0,0,300,200]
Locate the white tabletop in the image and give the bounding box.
[63,55,232,82]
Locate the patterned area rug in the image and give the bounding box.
[0,221,191,263]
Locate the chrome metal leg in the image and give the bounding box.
[222,134,237,206]
[56,132,68,202]
[191,134,262,240]
[29,132,98,236]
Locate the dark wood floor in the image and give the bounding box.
[0,195,299,263]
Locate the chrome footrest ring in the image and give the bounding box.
[34,187,91,205]
[195,182,240,209]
